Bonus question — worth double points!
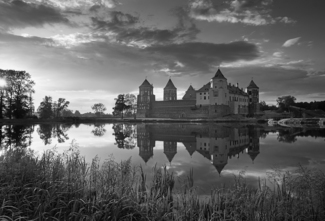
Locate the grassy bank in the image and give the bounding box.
[1,144,325,220]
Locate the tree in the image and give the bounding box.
[0,70,35,119]
[91,103,106,116]
[62,109,73,117]
[54,98,70,117]
[112,94,131,119]
[124,93,137,116]
[74,110,81,116]
[277,96,296,111]
[38,96,53,119]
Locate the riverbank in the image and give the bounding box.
[0,116,261,125]
[1,144,324,221]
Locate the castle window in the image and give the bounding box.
[204,96,206,100]
[200,93,202,95]
[250,98,252,102]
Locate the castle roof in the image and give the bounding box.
[164,79,177,89]
[183,142,196,156]
[182,85,196,100]
[227,84,248,96]
[248,151,260,162]
[247,80,259,89]
[212,69,227,80]
[214,163,227,174]
[139,152,153,163]
[140,79,153,88]
[164,152,177,163]
[197,82,210,93]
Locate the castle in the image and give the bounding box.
[137,69,260,118]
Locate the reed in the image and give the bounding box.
[0,142,324,220]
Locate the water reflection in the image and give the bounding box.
[112,124,136,149]
[92,123,106,137]
[37,124,71,144]
[0,124,34,149]
[137,124,260,174]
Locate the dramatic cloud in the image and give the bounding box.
[0,0,69,30]
[282,37,301,47]
[187,0,295,26]
[90,9,200,48]
[25,0,117,10]
[145,41,260,75]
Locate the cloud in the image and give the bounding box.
[187,0,295,26]
[26,0,117,10]
[0,0,69,30]
[145,41,260,75]
[90,9,200,48]
[282,37,301,47]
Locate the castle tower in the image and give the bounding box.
[182,85,196,100]
[163,141,177,163]
[246,80,259,116]
[137,124,155,163]
[164,79,177,101]
[137,79,155,118]
[209,69,229,105]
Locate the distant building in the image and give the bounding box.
[137,69,260,118]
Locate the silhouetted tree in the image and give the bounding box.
[0,70,35,119]
[112,94,131,119]
[37,96,53,119]
[91,103,106,117]
[53,98,70,117]
[277,96,296,112]
[74,110,81,116]
[62,109,73,117]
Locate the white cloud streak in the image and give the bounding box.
[282,37,301,47]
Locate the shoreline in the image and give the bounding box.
[0,117,262,125]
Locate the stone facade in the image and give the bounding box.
[137,69,260,119]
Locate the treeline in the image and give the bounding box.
[293,101,325,111]
[0,70,35,119]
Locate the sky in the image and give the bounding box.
[0,0,325,113]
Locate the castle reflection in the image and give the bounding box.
[137,124,260,174]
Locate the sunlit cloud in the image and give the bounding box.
[282,37,301,47]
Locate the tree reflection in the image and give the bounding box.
[91,123,106,137]
[112,124,136,149]
[37,124,71,145]
[277,129,297,143]
[0,125,34,150]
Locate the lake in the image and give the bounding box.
[1,123,325,194]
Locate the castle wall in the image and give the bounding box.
[148,100,230,119]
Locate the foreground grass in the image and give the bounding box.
[1,143,325,220]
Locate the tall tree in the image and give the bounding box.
[54,98,70,117]
[37,96,53,119]
[112,94,131,119]
[0,70,35,119]
[277,96,296,111]
[91,103,106,116]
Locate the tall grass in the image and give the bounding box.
[0,142,324,220]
